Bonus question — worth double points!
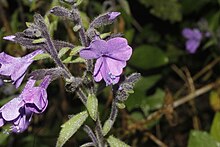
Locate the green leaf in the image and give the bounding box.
[69,46,85,56]
[102,119,113,136]
[188,130,219,147]
[129,45,168,70]
[125,29,135,44]
[25,22,32,27]
[75,0,83,6]
[80,12,90,29]
[181,0,210,15]
[73,25,81,32]
[100,32,111,39]
[0,125,10,145]
[116,102,126,109]
[58,47,70,58]
[62,56,86,63]
[86,94,98,121]
[203,39,217,49]
[141,88,165,116]
[208,11,220,32]
[210,112,220,142]
[32,38,46,44]
[44,15,50,28]
[125,75,161,110]
[33,53,51,61]
[56,111,88,147]
[209,90,220,111]
[140,0,181,22]
[107,135,131,147]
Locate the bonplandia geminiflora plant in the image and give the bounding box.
[0,0,140,146]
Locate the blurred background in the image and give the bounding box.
[0,0,220,146]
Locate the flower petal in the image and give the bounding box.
[94,70,102,82]
[1,97,24,121]
[12,111,31,133]
[90,39,108,54]
[100,58,110,85]
[23,49,44,61]
[94,58,103,76]
[0,116,4,127]
[40,75,51,89]
[23,87,47,113]
[192,28,202,40]
[80,48,99,59]
[99,57,121,85]
[182,28,194,39]
[186,39,200,54]
[107,37,132,61]
[93,57,103,82]
[106,57,126,76]
[14,73,26,88]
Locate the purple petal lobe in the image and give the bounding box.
[192,28,202,40]
[1,97,24,121]
[0,117,4,127]
[40,75,51,89]
[106,58,126,75]
[182,28,194,39]
[79,48,99,59]
[186,40,200,54]
[94,70,102,82]
[94,58,103,76]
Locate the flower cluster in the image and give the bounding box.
[0,76,50,133]
[0,3,135,145]
[0,46,50,132]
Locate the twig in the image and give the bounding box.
[127,79,220,130]
[173,57,220,98]
[145,132,168,147]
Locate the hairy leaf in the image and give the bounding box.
[56,111,88,147]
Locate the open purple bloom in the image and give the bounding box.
[182,28,202,54]
[80,37,132,85]
[0,76,50,133]
[0,50,43,88]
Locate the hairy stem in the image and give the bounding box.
[76,88,87,105]
[44,32,72,79]
[83,125,98,146]
[71,6,93,72]
[95,116,105,147]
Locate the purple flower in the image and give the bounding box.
[0,50,43,88]
[182,28,202,54]
[0,76,50,133]
[80,37,132,85]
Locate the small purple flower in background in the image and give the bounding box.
[182,28,202,54]
[0,76,50,133]
[0,50,43,88]
[80,37,132,85]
